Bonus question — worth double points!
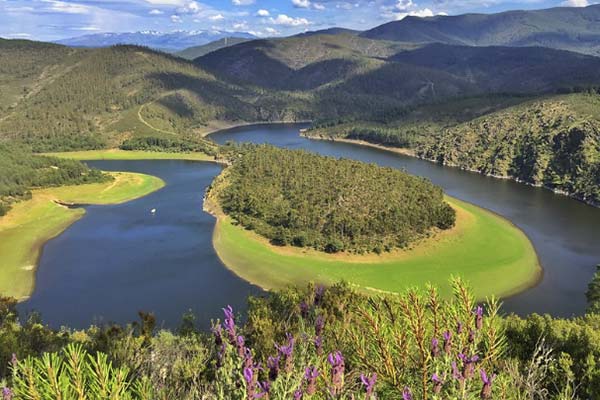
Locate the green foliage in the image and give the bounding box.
[1,280,599,399]
[587,265,600,314]
[119,136,218,156]
[417,93,600,206]
[214,145,455,253]
[0,142,109,216]
[10,343,149,399]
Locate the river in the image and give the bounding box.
[17,123,600,328]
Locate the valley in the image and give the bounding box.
[1,3,600,397]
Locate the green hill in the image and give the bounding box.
[417,93,600,205]
[175,37,252,60]
[362,4,600,56]
[0,41,258,151]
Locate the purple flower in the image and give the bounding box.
[257,381,270,399]
[267,356,280,381]
[2,388,12,400]
[314,335,323,355]
[474,306,484,330]
[432,373,443,394]
[442,331,452,352]
[452,362,463,381]
[294,389,303,400]
[276,334,295,373]
[402,386,412,400]
[244,347,254,369]
[360,373,377,397]
[10,354,17,368]
[304,367,319,395]
[237,335,247,357]
[328,351,345,395]
[431,337,440,358]
[244,367,258,400]
[300,301,309,318]
[223,305,237,343]
[480,369,495,399]
[316,314,325,334]
[244,367,254,384]
[314,285,325,305]
[459,354,480,380]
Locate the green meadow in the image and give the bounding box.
[45,149,214,162]
[0,172,164,300]
[211,197,541,299]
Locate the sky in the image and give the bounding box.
[0,0,596,41]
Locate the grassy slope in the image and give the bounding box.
[0,172,164,300]
[210,197,540,300]
[44,149,214,161]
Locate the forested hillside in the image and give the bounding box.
[0,41,258,151]
[362,4,600,56]
[0,143,108,216]
[417,93,600,205]
[211,145,455,253]
[175,37,252,60]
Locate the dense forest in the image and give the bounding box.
[119,136,218,155]
[0,143,109,216]
[417,93,600,206]
[212,145,455,254]
[2,275,600,399]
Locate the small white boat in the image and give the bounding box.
[151,208,156,214]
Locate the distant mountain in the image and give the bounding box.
[175,37,253,60]
[197,31,600,96]
[54,30,257,52]
[362,4,600,56]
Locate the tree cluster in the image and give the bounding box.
[215,145,455,254]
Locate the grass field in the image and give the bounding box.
[44,149,215,162]
[0,172,164,300]
[210,197,541,300]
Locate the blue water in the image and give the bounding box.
[16,123,600,328]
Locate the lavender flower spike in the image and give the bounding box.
[294,389,303,400]
[474,305,484,330]
[432,373,443,394]
[402,386,413,400]
[328,351,345,395]
[2,387,12,400]
[304,367,319,395]
[431,337,440,358]
[360,373,377,397]
[442,330,452,354]
[480,369,496,399]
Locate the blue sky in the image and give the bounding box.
[0,0,596,41]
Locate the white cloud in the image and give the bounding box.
[292,0,311,7]
[41,0,90,14]
[264,27,278,34]
[561,0,589,6]
[209,13,225,20]
[292,0,325,10]
[148,9,164,15]
[170,14,182,22]
[394,7,435,19]
[232,0,255,5]
[233,21,249,29]
[269,14,311,26]
[394,0,415,11]
[256,9,270,16]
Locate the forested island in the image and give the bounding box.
[212,145,455,254]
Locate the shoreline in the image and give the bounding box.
[199,119,313,138]
[303,132,599,209]
[203,169,541,301]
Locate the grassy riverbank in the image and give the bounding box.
[0,172,164,300]
[209,196,540,299]
[44,149,215,161]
